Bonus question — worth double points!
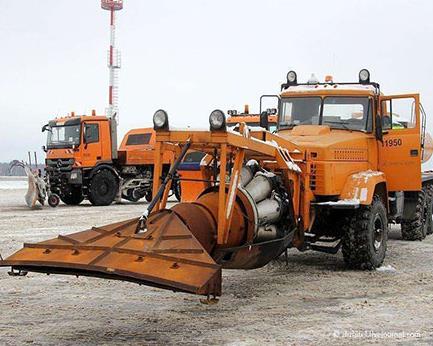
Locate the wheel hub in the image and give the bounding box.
[98,181,109,195]
[373,215,384,251]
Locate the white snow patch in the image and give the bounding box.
[376,265,397,273]
[352,170,383,183]
[169,126,209,131]
[316,198,360,207]
[359,187,368,202]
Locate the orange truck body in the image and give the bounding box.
[43,115,173,205]
[118,128,174,166]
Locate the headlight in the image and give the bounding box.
[153,109,169,130]
[69,170,82,183]
[286,70,297,84]
[359,69,370,84]
[209,109,226,131]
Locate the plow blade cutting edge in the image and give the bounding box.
[0,211,222,297]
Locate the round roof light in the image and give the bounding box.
[286,70,297,84]
[209,109,226,131]
[359,69,370,83]
[153,109,169,130]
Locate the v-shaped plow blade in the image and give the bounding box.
[0,210,221,296]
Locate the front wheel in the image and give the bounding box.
[60,186,84,205]
[88,170,118,206]
[342,195,388,270]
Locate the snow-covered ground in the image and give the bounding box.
[0,186,433,345]
[0,176,27,190]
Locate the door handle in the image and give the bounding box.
[410,149,418,157]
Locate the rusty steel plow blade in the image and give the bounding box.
[0,212,221,296]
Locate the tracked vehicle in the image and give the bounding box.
[2,70,433,299]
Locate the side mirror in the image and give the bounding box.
[259,111,269,131]
[375,115,383,141]
[42,145,47,153]
[42,124,51,132]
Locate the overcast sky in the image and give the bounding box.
[1,0,433,165]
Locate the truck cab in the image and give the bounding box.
[277,71,426,203]
[43,113,114,205]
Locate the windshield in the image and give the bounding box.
[280,96,371,132]
[47,125,81,148]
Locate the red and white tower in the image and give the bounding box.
[101,0,123,121]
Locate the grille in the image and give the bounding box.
[46,158,74,172]
[333,149,367,161]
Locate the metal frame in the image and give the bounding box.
[151,128,301,245]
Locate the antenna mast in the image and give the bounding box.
[101,0,123,122]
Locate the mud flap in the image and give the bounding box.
[0,211,221,296]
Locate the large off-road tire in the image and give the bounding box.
[342,195,388,270]
[401,190,428,241]
[60,186,84,205]
[88,170,118,206]
[424,184,433,235]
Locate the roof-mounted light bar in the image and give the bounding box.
[281,69,379,91]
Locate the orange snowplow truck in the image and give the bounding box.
[4,69,433,300]
[42,112,174,206]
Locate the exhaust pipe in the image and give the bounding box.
[243,172,276,202]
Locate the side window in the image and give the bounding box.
[84,123,99,143]
[183,151,206,163]
[381,98,417,130]
[126,133,152,145]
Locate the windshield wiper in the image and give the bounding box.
[323,120,351,130]
[279,122,296,129]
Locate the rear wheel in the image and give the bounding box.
[401,190,427,241]
[88,170,118,206]
[60,186,84,205]
[342,195,388,270]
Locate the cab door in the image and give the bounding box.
[378,94,421,191]
[81,122,103,167]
